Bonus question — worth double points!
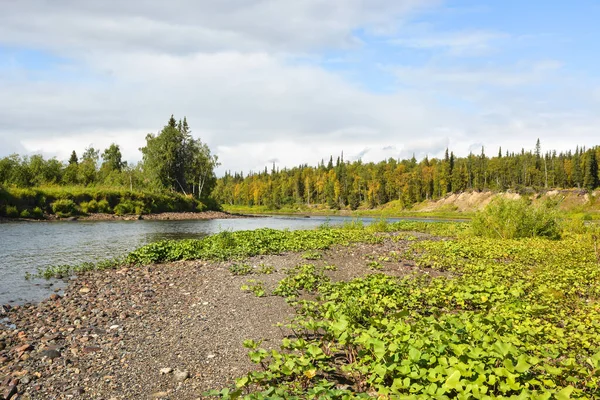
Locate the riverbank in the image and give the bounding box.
[0,232,428,399]
[1,220,598,398]
[223,188,600,220]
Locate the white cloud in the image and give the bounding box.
[0,0,439,55]
[392,30,508,55]
[392,60,563,88]
[0,0,598,175]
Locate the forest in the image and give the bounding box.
[0,116,220,218]
[212,140,600,210]
[0,115,218,197]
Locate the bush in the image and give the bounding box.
[20,209,31,218]
[97,199,111,213]
[80,199,98,213]
[114,200,148,215]
[51,199,77,218]
[6,205,19,218]
[471,198,561,239]
[31,207,44,219]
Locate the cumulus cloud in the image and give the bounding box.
[0,0,598,174]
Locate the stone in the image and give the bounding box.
[173,369,189,382]
[82,346,101,354]
[3,384,17,400]
[79,288,91,294]
[49,294,61,301]
[41,349,61,359]
[159,367,173,375]
[152,392,169,399]
[15,343,33,353]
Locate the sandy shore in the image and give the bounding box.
[0,233,435,399]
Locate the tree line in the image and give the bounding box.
[0,116,219,199]
[212,140,600,209]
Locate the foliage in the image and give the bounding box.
[212,142,600,210]
[230,263,254,276]
[141,115,219,197]
[113,200,148,215]
[471,198,561,239]
[273,264,330,300]
[0,186,214,218]
[0,117,219,210]
[241,280,266,297]
[126,228,381,266]
[208,226,600,399]
[51,199,77,217]
[302,250,323,260]
[5,205,19,218]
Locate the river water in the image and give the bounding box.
[0,215,433,305]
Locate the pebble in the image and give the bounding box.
[79,287,91,294]
[173,369,189,382]
[159,367,172,375]
[41,349,61,359]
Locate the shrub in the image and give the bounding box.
[97,199,111,213]
[20,209,31,218]
[471,198,561,239]
[51,199,77,218]
[31,207,44,219]
[80,199,98,213]
[114,200,148,215]
[6,205,19,218]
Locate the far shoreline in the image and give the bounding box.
[0,210,260,223]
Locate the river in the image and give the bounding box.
[0,215,435,305]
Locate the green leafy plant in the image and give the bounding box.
[241,280,266,297]
[229,263,253,276]
[302,250,323,260]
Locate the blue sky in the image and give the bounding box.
[0,0,599,173]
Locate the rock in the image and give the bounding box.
[173,369,189,382]
[82,346,101,354]
[79,287,91,294]
[159,367,173,375]
[71,387,85,395]
[152,392,169,399]
[49,294,61,301]
[2,384,17,400]
[41,349,61,359]
[0,341,5,351]
[15,343,33,353]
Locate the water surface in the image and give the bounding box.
[0,215,435,304]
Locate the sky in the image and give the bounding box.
[0,0,599,174]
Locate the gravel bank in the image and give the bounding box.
[0,234,436,399]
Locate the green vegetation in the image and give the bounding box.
[214,141,600,213]
[0,115,218,218]
[0,186,210,219]
[125,228,382,266]
[471,198,562,240]
[206,224,600,399]
[29,201,600,397]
